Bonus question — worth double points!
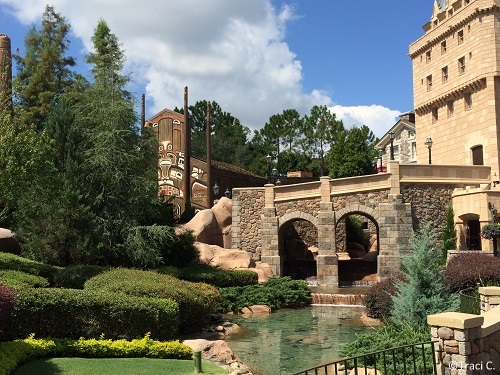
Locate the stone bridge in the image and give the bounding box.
[231,161,492,286]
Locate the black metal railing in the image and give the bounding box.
[459,288,481,315]
[292,340,438,375]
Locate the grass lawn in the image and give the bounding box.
[13,357,228,375]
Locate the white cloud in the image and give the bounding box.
[329,105,401,138]
[0,0,396,134]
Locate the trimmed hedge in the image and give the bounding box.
[53,265,107,289]
[84,268,220,334]
[217,276,311,313]
[156,264,258,288]
[0,270,49,289]
[445,253,500,291]
[0,253,60,284]
[0,284,15,340]
[0,335,192,375]
[4,288,179,341]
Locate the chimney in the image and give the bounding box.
[399,111,415,124]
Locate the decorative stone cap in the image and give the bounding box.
[427,312,484,329]
[478,286,500,296]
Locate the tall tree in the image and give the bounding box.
[73,19,159,265]
[328,125,378,178]
[301,105,344,176]
[13,5,81,129]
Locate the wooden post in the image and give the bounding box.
[206,101,213,207]
[183,87,191,210]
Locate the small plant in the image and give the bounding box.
[363,274,405,320]
[481,223,500,240]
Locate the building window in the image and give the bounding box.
[393,145,400,160]
[441,40,447,54]
[432,107,439,123]
[427,75,433,91]
[447,100,454,117]
[458,57,466,75]
[411,142,417,161]
[442,66,448,83]
[458,29,464,44]
[471,145,483,165]
[426,50,432,63]
[464,92,472,110]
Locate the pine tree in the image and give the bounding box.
[389,223,460,329]
[441,203,457,264]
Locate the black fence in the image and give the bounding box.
[292,341,438,375]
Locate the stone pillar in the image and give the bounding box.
[231,189,241,250]
[428,312,484,375]
[261,184,281,275]
[316,176,338,286]
[387,161,401,196]
[479,286,500,313]
[377,193,413,278]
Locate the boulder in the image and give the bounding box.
[348,368,383,375]
[250,262,274,283]
[346,242,366,259]
[182,339,240,366]
[195,242,254,269]
[362,251,378,262]
[240,305,271,316]
[368,234,378,252]
[212,197,232,230]
[0,228,21,255]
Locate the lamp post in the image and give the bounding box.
[266,154,272,184]
[213,183,219,198]
[425,137,433,165]
[389,132,395,161]
[224,188,231,198]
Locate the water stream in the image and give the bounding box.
[225,305,374,375]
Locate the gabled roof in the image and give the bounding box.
[147,108,184,124]
[375,118,415,149]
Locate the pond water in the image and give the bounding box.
[225,306,373,375]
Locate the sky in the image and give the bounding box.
[0,0,433,137]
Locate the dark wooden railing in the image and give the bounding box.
[291,340,438,375]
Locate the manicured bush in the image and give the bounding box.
[160,231,198,267]
[53,265,107,289]
[0,284,15,341]
[0,252,60,284]
[363,274,405,320]
[0,270,49,289]
[84,268,220,334]
[445,252,500,291]
[156,264,258,288]
[0,335,192,375]
[4,288,179,341]
[217,276,311,313]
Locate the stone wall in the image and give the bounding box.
[275,197,320,218]
[428,287,500,375]
[401,184,458,231]
[231,188,265,260]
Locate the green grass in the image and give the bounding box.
[13,358,228,375]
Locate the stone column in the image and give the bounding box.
[428,312,484,375]
[377,193,413,278]
[479,286,500,313]
[261,184,281,275]
[316,176,338,286]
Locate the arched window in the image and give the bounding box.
[471,145,483,165]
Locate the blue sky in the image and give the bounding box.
[0,0,433,137]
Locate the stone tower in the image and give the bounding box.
[409,0,500,175]
[0,34,12,111]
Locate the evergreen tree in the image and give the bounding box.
[73,19,159,265]
[13,5,81,129]
[389,223,460,329]
[440,203,457,264]
[329,125,378,178]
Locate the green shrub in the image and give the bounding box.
[217,276,311,313]
[0,284,15,341]
[5,288,179,341]
[363,274,405,320]
[156,264,258,288]
[0,270,49,289]
[53,265,107,289]
[160,231,198,267]
[154,266,182,279]
[84,268,220,334]
[0,335,192,375]
[340,324,433,374]
[0,252,60,284]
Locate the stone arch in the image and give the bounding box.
[277,211,319,281]
[335,204,380,285]
[278,211,318,230]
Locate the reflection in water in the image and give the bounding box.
[225,306,373,375]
